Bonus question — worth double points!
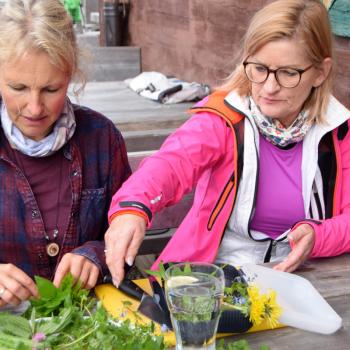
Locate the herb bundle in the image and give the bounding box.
[0,274,166,350]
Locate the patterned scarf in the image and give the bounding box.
[249,96,313,147]
[1,98,76,157]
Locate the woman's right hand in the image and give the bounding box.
[0,264,39,306]
[104,214,147,287]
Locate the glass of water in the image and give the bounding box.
[165,262,225,350]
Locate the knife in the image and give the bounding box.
[149,277,170,313]
[104,275,172,329]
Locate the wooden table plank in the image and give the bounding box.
[295,255,350,299]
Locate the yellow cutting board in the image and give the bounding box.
[95,279,284,347]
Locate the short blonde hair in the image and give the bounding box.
[220,0,333,123]
[0,0,85,92]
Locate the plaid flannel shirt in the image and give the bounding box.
[0,102,131,281]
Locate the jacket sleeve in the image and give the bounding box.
[310,125,350,257]
[72,124,131,279]
[108,112,231,225]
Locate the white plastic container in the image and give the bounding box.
[241,263,342,334]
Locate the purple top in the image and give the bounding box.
[13,149,71,268]
[250,135,305,239]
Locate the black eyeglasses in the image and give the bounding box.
[243,61,314,88]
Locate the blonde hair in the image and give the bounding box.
[0,0,85,93]
[220,0,333,123]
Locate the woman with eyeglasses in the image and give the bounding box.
[105,0,350,285]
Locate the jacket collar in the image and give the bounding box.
[224,91,251,117]
[312,95,350,136]
[224,91,350,136]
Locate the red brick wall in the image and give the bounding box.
[126,0,350,108]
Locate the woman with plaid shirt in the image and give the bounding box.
[0,0,130,307]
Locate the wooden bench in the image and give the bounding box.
[127,150,194,255]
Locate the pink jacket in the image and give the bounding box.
[108,91,350,266]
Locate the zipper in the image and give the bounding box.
[264,240,277,263]
[207,172,235,230]
[206,101,248,232]
[206,102,245,232]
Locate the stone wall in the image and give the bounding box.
[126,0,350,109]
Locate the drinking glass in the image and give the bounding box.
[165,262,225,350]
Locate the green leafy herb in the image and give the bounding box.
[144,261,174,287]
[26,274,90,318]
[0,273,270,350]
[145,261,194,288]
[0,273,166,350]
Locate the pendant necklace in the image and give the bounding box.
[45,157,63,257]
[14,150,63,257]
[45,229,60,257]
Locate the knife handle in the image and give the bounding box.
[118,279,144,301]
[102,264,133,284]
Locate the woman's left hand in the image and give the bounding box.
[274,224,316,272]
[53,253,100,289]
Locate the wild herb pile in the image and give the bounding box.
[0,271,273,349]
[0,274,165,350]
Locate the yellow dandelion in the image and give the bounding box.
[247,285,265,325]
[262,290,282,328]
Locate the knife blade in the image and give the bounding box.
[149,277,170,313]
[119,279,173,329]
[104,276,172,329]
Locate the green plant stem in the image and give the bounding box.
[57,324,99,348]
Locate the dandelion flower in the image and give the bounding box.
[263,290,282,328]
[247,285,264,325]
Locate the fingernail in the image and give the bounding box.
[126,256,134,267]
[113,278,120,288]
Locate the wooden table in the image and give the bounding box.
[221,254,350,349]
